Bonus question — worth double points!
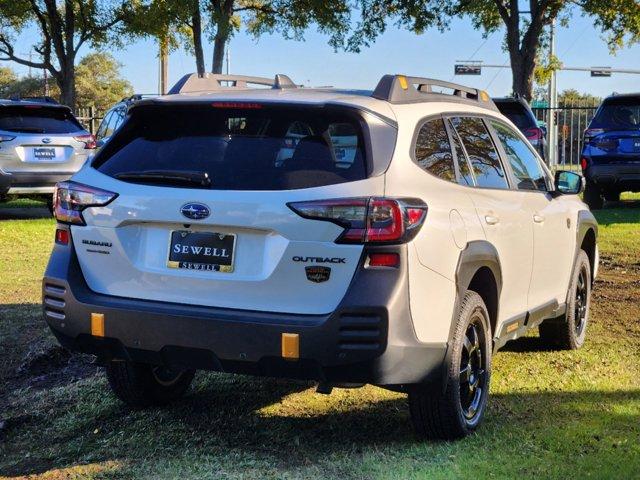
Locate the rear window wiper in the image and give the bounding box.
[114,170,212,188]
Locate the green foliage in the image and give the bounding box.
[558,89,602,107]
[129,0,354,73]
[0,0,133,107]
[534,55,563,85]
[75,52,134,111]
[0,54,132,110]
[345,1,640,99]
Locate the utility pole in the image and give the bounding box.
[226,47,230,75]
[547,18,558,167]
[159,36,169,94]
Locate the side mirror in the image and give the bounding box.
[555,170,584,195]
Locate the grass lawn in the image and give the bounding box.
[0,198,639,479]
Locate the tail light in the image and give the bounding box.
[368,253,400,268]
[55,228,70,245]
[524,127,542,142]
[54,181,118,225]
[584,128,605,142]
[287,197,428,244]
[580,157,589,170]
[74,134,97,149]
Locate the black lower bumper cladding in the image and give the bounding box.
[43,233,447,387]
[586,163,640,189]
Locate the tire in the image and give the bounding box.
[603,191,620,203]
[539,249,591,350]
[105,361,195,408]
[583,183,603,210]
[408,290,492,440]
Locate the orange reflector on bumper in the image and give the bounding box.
[91,313,105,337]
[281,333,299,360]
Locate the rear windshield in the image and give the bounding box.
[0,106,83,134]
[495,102,536,130]
[590,97,640,130]
[93,104,368,190]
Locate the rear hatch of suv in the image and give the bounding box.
[494,98,545,149]
[584,96,640,164]
[0,105,91,177]
[68,101,395,315]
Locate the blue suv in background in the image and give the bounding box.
[582,94,640,209]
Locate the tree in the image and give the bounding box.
[345,0,640,101]
[0,53,132,109]
[0,1,132,109]
[75,52,133,111]
[133,0,351,76]
[558,89,602,107]
[206,0,351,74]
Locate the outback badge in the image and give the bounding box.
[305,266,331,283]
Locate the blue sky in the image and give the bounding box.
[7,12,640,98]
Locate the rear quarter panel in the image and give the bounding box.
[383,103,488,343]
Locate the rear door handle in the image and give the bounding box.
[485,215,500,225]
[533,214,545,223]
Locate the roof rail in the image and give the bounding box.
[168,73,297,95]
[372,74,497,109]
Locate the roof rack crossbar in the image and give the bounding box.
[169,73,297,95]
[372,74,497,109]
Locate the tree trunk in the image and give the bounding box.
[191,1,205,77]
[500,1,545,101]
[212,32,227,74]
[509,50,536,101]
[57,63,76,110]
[211,1,233,74]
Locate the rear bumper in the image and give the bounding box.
[43,232,447,388]
[585,161,640,191]
[0,170,75,195]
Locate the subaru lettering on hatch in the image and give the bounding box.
[181,203,210,220]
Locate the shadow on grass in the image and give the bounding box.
[498,334,558,353]
[3,368,639,477]
[594,200,640,225]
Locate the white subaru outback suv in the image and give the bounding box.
[43,73,598,440]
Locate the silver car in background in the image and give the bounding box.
[0,99,95,200]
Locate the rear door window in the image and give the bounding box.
[93,105,368,191]
[491,121,548,191]
[0,106,83,134]
[446,119,474,186]
[450,117,509,189]
[413,118,456,183]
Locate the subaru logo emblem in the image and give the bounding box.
[42,138,51,144]
[181,203,210,220]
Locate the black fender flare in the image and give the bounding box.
[454,240,502,302]
[575,209,598,285]
[438,241,502,393]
